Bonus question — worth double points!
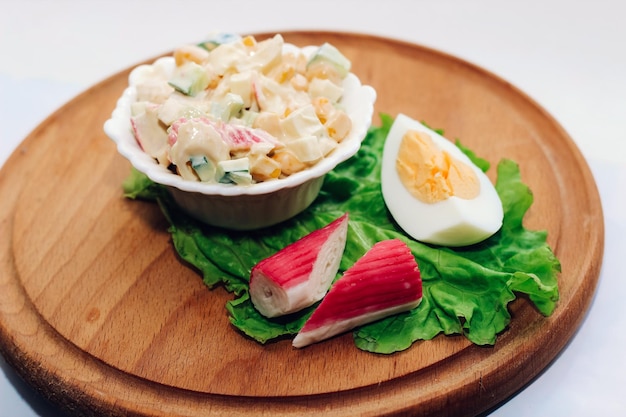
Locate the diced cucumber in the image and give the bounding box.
[189,155,215,182]
[224,171,253,186]
[217,158,252,185]
[238,109,259,126]
[197,33,242,51]
[218,157,250,173]
[307,43,351,78]
[168,61,210,96]
[210,93,245,121]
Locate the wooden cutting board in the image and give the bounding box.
[0,32,604,416]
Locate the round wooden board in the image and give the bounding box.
[0,32,604,417]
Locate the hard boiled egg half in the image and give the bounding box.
[381,114,503,247]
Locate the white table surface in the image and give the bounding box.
[1,0,625,416]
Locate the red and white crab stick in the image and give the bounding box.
[293,238,422,348]
[249,214,349,318]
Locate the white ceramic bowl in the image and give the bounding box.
[104,42,376,230]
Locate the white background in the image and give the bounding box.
[1,0,625,415]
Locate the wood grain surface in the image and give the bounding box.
[0,32,604,416]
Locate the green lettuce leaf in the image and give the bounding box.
[456,139,491,172]
[122,113,560,353]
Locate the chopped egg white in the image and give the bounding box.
[381,114,503,247]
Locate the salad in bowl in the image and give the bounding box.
[104,33,376,230]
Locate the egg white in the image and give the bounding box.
[381,113,503,247]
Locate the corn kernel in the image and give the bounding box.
[207,75,220,89]
[173,45,210,66]
[325,111,352,142]
[250,155,282,181]
[272,149,307,175]
[243,35,257,47]
[312,96,333,124]
[305,61,342,84]
[290,73,308,91]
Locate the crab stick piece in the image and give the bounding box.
[168,116,283,150]
[293,239,422,348]
[249,214,349,318]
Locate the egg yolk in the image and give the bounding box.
[396,130,480,204]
